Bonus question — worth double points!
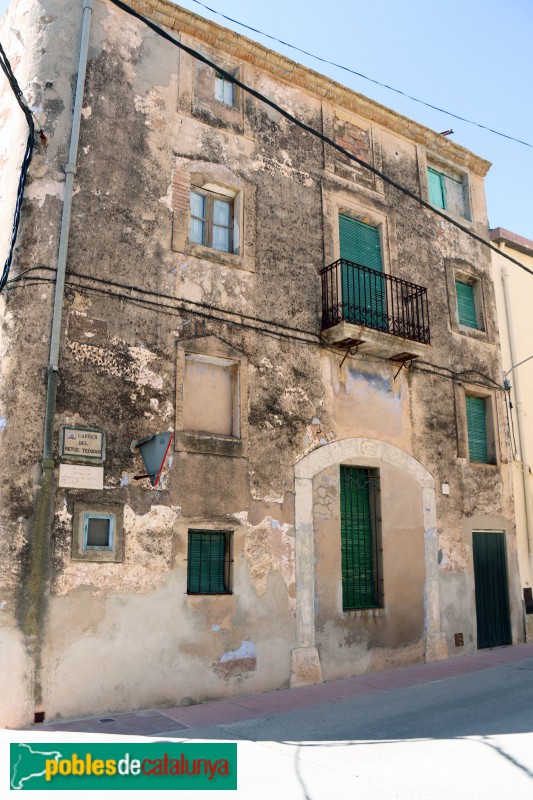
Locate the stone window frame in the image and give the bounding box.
[456,383,500,469]
[172,161,256,272]
[444,259,493,343]
[175,335,249,458]
[322,189,397,279]
[421,151,472,222]
[71,501,124,563]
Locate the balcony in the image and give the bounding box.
[320,259,430,360]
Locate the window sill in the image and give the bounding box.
[175,430,247,458]
[457,323,488,340]
[343,607,386,618]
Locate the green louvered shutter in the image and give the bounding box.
[340,466,379,610]
[466,395,488,463]
[428,167,446,208]
[456,280,479,328]
[339,215,386,330]
[187,530,227,593]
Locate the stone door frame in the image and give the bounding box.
[290,437,447,686]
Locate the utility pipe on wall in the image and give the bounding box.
[44,0,93,459]
[501,256,533,585]
[22,0,93,713]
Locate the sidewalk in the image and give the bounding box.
[37,642,533,738]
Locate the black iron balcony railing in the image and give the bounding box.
[320,259,430,345]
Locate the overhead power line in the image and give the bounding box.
[0,41,39,292]
[189,0,533,150]
[108,0,533,279]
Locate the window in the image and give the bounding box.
[71,502,124,562]
[190,189,233,253]
[338,214,386,330]
[465,395,490,463]
[83,513,114,551]
[427,164,470,219]
[187,530,232,594]
[214,73,234,106]
[455,279,480,329]
[340,466,381,610]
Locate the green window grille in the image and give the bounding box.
[187,530,232,594]
[465,395,489,463]
[427,167,446,209]
[456,280,479,329]
[340,466,381,610]
[339,215,386,331]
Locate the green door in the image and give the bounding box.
[472,531,512,649]
[339,215,386,330]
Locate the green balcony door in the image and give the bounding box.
[473,531,512,649]
[339,215,386,330]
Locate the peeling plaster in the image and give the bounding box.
[53,505,180,596]
[220,640,256,662]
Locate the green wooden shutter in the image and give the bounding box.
[456,280,479,328]
[339,215,382,271]
[187,531,227,593]
[340,466,378,610]
[466,395,488,463]
[428,167,446,209]
[339,216,386,330]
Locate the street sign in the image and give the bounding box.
[61,426,105,461]
[137,432,174,487]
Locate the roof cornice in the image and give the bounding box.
[113,0,491,177]
[490,227,533,257]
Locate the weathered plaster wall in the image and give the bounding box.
[0,0,518,724]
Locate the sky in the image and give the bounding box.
[1,0,532,238]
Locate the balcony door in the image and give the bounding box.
[339,215,387,331]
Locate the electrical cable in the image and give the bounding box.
[8,269,505,392]
[0,41,37,293]
[188,0,533,150]
[107,1,533,281]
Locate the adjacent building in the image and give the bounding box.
[0,0,523,727]
[490,227,533,638]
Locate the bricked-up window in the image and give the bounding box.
[187,530,233,594]
[214,73,234,106]
[190,189,233,253]
[340,467,382,610]
[183,354,240,437]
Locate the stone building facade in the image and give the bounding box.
[0,0,523,727]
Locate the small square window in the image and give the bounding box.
[187,530,232,594]
[190,190,233,253]
[72,502,124,562]
[214,73,234,107]
[83,513,114,550]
